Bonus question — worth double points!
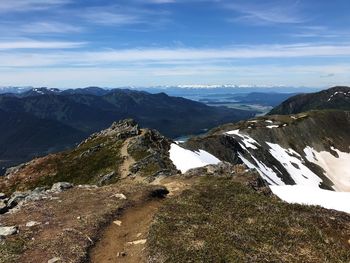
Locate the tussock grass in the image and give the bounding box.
[148,176,350,263]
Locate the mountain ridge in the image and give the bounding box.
[269,86,350,115]
[0,88,255,169]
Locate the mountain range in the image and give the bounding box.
[0,87,255,169]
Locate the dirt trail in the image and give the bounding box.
[119,137,136,179]
[89,176,195,263]
[89,200,162,263]
[119,130,146,178]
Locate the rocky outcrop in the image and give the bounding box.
[82,119,140,145]
[51,182,73,192]
[0,182,74,215]
[127,129,178,179]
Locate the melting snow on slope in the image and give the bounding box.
[169,143,221,173]
[270,185,350,214]
[238,153,285,185]
[327,91,350,102]
[266,125,279,129]
[304,146,350,191]
[267,142,323,187]
[226,130,260,149]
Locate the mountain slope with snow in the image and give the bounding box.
[269,86,350,115]
[184,110,350,213]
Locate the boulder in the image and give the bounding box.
[51,182,73,192]
[0,226,18,236]
[98,171,117,186]
[0,193,6,199]
[113,193,127,200]
[26,221,41,227]
[7,191,29,208]
[48,257,61,263]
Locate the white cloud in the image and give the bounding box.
[0,40,85,50]
[0,0,70,13]
[1,63,349,88]
[226,0,305,25]
[1,42,350,66]
[19,22,83,34]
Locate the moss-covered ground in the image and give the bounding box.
[148,176,350,263]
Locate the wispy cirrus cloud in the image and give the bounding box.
[0,39,85,50]
[0,0,71,13]
[290,26,350,39]
[226,0,305,25]
[1,42,350,67]
[1,63,349,88]
[19,22,83,34]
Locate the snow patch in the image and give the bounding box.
[304,146,350,191]
[266,125,279,129]
[270,185,350,214]
[267,143,322,187]
[327,91,350,102]
[238,153,285,185]
[169,143,221,173]
[226,130,260,149]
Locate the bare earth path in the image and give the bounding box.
[119,137,136,179]
[119,130,147,179]
[89,200,162,263]
[88,176,195,263]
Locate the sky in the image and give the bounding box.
[0,0,350,88]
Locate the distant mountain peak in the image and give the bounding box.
[269,86,350,115]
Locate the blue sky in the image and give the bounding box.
[0,0,350,88]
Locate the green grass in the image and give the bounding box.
[32,136,123,188]
[0,237,26,263]
[148,176,350,263]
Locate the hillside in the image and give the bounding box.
[0,119,177,194]
[269,86,350,115]
[0,109,85,171]
[0,88,255,169]
[1,118,350,262]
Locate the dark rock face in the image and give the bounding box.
[269,86,350,115]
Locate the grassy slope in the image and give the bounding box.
[1,135,123,193]
[148,176,350,263]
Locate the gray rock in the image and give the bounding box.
[51,182,73,192]
[98,171,116,186]
[4,163,26,178]
[0,200,8,214]
[113,193,127,200]
[26,221,41,227]
[48,257,61,263]
[7,192,29,208]
[0,226,18,236]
